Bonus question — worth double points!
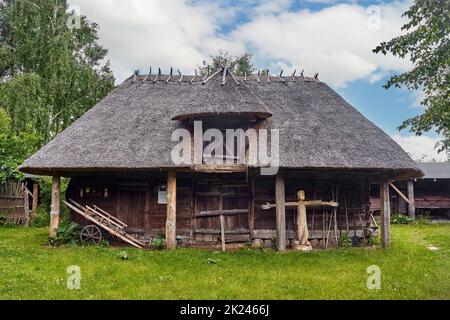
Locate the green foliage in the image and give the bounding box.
[198,50,256,76]
[374,0,450,153]
[0,108,40,182]
[38,176,70,220]
[414,213,432,225]
[0,0,115,181]
[49,221,79,246]
[118,251,129,260]
[392,214,414,225]
[367,235,380,246]
[31,206,50,228]
[339,232,353,248]
[151,234,165,250]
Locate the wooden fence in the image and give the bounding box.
[0,181,29,225]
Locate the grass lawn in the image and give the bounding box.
[0,224,449,300]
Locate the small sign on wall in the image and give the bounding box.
[158,184,168,204]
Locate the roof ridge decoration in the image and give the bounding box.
[129,67,323,85]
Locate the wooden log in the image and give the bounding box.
[380,179,391,248]
[407,180,416,219]
[220,214,226,252]
[195,209,248,218]
[49,176,60,238]
[275,174,286,251]
[165,171,177,250]
[23,184,30,227]
[248,177,255,237]
[31,182,39,219]
[389,182,411,204]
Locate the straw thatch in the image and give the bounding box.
[19,69,421,178]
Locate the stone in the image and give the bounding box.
[252,239,264,249]
[264,239,273,249]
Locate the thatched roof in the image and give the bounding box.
[20,68,421,178]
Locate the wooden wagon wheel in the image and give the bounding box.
[80,225,103,245]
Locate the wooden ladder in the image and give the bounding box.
[64,199,146,249]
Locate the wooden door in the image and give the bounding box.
[194,178,249,237]
[117,185,146,231]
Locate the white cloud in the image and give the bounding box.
[230,2,413,87]
[392,134,448,162]
[69,0,242,82]
[68,0,413,87]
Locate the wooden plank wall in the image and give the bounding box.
[253,176,371,239]
[67,177,193,238]
[67,174,372,243]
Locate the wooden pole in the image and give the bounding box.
[49,176,60,238]
[407,180,416,219]
[165,171,177,250]
[275,173,286,251]
[32,182,39,219]
[23,183,30,227]
[248,177,255,238]
[220,214,226,252]
[380,179,391,248]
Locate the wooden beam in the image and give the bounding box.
[165,171,177,250]
[407,180,416,219]
[220,214,226,252]
[23,184,30,227]
[389,182,411,204]
[31,182,39,219]
[275,173,287,251]
[248,177,255,237]
[380,179,391,248]
[49,176,60,238]
[195,209,248,218]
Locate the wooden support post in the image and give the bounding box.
[407,180,416,219]
[165,171,177,250]
[380,179,391,248]
[220,214,226,252]
[248,177,255,238]
[275,174,286,251]
[32,182,39,219]
[49,176,60,238]
[23,184,30,227]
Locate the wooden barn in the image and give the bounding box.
[19,67,422,250]
[371,162,450,220]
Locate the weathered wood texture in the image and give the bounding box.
[66,172,374,246]
[380,180,391,248]
[49,176,61,238]
[407,180,416,218]
[32,182,39,219]
[0,181,27,225]
[275,174,286,251]
[166,172,177,250]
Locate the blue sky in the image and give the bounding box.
[69,0,446,161]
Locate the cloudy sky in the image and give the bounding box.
[68,0,447,162]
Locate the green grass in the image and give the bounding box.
[0,224,449,300]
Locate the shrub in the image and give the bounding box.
[414,213,431,225]
[367,235,380,246]
[339,232,353,248]
[391,214,413,225]
[31,207,50,227]
[151,235,165,250]
[49,222,80,246]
